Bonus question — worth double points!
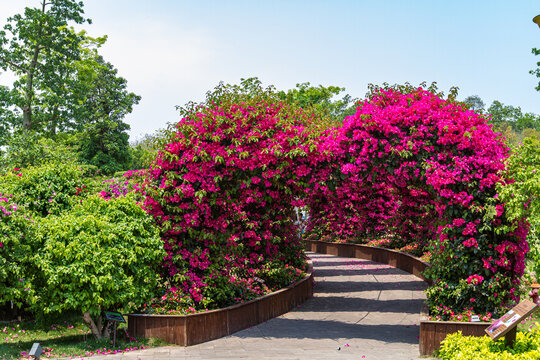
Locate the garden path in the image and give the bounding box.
[73,252,429,360]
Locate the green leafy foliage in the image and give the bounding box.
[74,54,140,175]
[439,330,540,359]
[0,195,30,308]
[498,137,540,278]
[0,2,139,176]
[463,95,486,112]
[486,100,540,147]
[277,81,356,127]
[28,194,164,336]
[530,47,540,92]
[78,119,132,175]
[0,0,89,132]
[128,132,165,170]
[0,162,91,217]
[0,133,79,169]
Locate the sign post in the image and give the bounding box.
[485,299,538,347]
[103,311,126,348]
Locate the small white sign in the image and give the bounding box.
[471,315,480,322]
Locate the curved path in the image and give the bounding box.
[74,252,429,360]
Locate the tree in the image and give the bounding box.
[77,55,140,174]
[37,32,107,138]
[487,100,522,128]
[530,47,540,92]
[79,119,132,175]
[498,137,540,279]
[516,112,540,132]
[29,195,164,339]
[278,82,356,127]
[0,0,90,133]
[0,86,16,145]
[129,131,165,170]
[462,95,485,112]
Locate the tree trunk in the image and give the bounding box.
[22,103,32,131]
[83,311,102,339]
[82,311,112,340]
[48,106,59,138]
[22,0,47,132]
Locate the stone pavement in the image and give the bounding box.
[73,252,430,360]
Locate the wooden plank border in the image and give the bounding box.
[303,239,432,284]
[127,261,313,346]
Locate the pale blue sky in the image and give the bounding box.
[1,0,540,140]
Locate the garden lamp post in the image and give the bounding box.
[534,14,540,28]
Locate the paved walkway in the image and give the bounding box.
[75,252,429,360]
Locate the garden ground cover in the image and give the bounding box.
[0,316,166,360]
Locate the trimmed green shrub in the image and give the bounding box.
[439,330,540,359]
[0,162,92,217]
[0,194,30,307]
[27,194,164,339]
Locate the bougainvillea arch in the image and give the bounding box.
[145,81,527,319]
[305,86,528,318]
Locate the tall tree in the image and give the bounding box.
[278,82,356,127]
[37,32,107,137]
[516,112,540,132]
[0,0,90,133]
[77,55,141,174]
[0,86,16,145]
[462,95,485,112]
[487,100,522,128]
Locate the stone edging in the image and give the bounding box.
[303,239,491,356]
[127,261,313,346]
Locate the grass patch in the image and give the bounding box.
[0,317,167,360]
[517,308,540,333]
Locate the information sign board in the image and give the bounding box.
[485,300,537,341]
[103,311,126,323]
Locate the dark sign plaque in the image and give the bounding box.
[485,299,537,341]
[103,311,126,323]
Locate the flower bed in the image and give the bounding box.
[419,305,491,356]
[127,262,313,346]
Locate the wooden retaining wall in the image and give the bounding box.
[127,262,313,346]
[303,239,432,284]
[419,318,490,356]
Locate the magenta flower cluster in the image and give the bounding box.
[143,99,315,311]
[98,169,147,200]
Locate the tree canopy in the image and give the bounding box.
[0,0,89,132]
[0,0,140,174]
